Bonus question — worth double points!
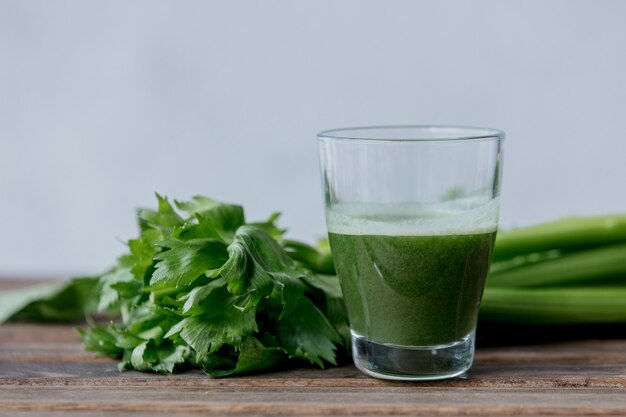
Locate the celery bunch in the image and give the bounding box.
[480,214,626,324]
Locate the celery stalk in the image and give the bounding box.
[493,214,626,260]
[480,287,626,324]
[488,243,626,287]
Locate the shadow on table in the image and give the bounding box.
[477,323,626,347]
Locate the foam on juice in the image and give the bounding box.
[326,197,499,236]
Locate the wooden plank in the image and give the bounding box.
[0,278,59,291]
[1,360,625,389]
[0,414,205,417]
[0,414,215,417]
[0,324,80,342]
[1,279,626,416]
[0,385,625,415]
[3,323,626,361]
[2,324,626,390]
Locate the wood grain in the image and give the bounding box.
[1,279,625,416]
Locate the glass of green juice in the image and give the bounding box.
[317,125,504,381]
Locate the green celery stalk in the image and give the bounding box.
[493,214,626,260]
[480,286,626,324]
[488,243,626,287]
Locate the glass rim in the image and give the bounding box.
[317,125,505,143]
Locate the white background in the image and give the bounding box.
[1,0,625,277]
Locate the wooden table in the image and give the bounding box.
[1,280,625,416]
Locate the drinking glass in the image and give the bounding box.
[317,125,504,380]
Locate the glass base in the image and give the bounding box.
[351,330,476,381]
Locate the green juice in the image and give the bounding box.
[328,210,496,347]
